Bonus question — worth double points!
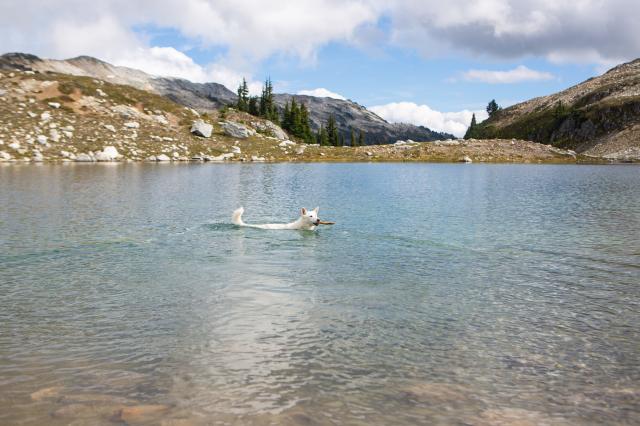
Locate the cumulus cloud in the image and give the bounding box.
[0,0,637,88]
[461,65,554,84]
[385,0,639,65]
[297,88,346,100]
[369,102,488,137]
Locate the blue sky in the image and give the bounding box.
[1,0,637,136]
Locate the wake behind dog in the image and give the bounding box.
[232,207,333,230]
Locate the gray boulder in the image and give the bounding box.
[253,120,288,140]
[222,121,255,139]
[190,120,213,138]
[75,153,94,162]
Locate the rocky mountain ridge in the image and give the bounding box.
[467,58,640,160]
[0,53,452,144]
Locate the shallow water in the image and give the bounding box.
[1,163,639,425]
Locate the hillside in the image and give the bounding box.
[467,59,640,160]
[0,68,581,164]
[0,53,452,144]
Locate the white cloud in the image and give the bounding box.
[461,65,554,84]
[297,88,346,100]
[0,0,638,90]
[369,102,488,137]
[385,0,640,66]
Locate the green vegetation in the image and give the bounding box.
[282,98,314,143]
[464,113,477,139]
[468,94,640,150]
[486,99,501,117]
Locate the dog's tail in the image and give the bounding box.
[232,207,245,226]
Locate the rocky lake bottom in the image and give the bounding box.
[1,163,639,425]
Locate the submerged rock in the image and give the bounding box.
[30,386,64,401]
[113,404,170,423]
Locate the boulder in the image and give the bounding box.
[124,121,139,129]
[103,124,116,132]
[111,105,140,118]
[231,146,241,154]
[49,129,60,142]
[460,155,473,163]
[153,115,169,125]
[48,102,61,109]
[145,155,157,162]
[251,155,266,162]
[156,154,171,162]
[75,153,95,162]
[253,120,288,140]
[8,142,20,150]
[190,120,213,138]
[222,121,255,139]
[279,140,296,147]
[95,146,120,161]
[0,151,12,160]
[36,135,48,145]
[40,112,51,121]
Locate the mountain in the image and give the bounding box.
[0,53,452,144]
[467,59,640,160]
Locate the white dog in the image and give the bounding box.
[232,206,321,230]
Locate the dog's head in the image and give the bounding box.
[301,207,320,226]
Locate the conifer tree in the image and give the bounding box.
[236,78,249,112]
[299,103,313,143]
[248,96,259,116]
[259,78,279,123]
[358,130,365,146]
[464,113,477,139]
[350,128,356,147]
[486,99,500,117]
[326,115,339,146]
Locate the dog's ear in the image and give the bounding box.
[313,207,319,213]
[301,208,307,215]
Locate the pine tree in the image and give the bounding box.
[486,99,500,117]
[326,115,339,146]
[318,125,329,146]
[248,96,259,116]
[338,133,345,147]
[259,78,279,123]
[350,128,356,147]
[299,103,313,143]
[236,78,249,112]
[464,113,477,139]
[282,101,291,129]
[358,130,365,146]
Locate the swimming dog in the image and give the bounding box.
[232,207,323,230]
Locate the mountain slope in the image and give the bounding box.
[467,59,640,159]
[0,53,452,144]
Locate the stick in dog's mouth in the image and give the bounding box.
[317,220,335,225]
